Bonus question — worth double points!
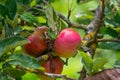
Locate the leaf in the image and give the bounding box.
[114,12,120,24]
[113,61,120,68]
[78,51,93,75]
[16,0,32,5]
[36,0,55,4]
[0,74,12,80]
[22,72,39,80]
[58,19,67,31]
[98,42,120,51]
[37,74,54,80]
[6,54,40,69]
[3,20,14,38]
[0,4,9,18]
[20,12,39,25]
[99,27,118,38]
[77,0,82,4]
[0,36,29,57]
[92,58,108,74]
[5,0,17,20]
[77,0,93,4]
[3,67,26,78]
[46,5,56,31]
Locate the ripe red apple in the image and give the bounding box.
[42,57,63,74]
[54,28,81,58]
[23,26,48,57]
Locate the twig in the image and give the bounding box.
[26,3,86,31]
[44,73,76,80]
[67,10,71,20]
[80,0,105,80]
[25,68,76,80]
[67,0,71,19]
[42,0,48,4]
[79,67,86,80]
[85,0,105,54]
[57,12,86,30]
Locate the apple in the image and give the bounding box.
[42,57,63,74]
[54,28,81,58]
[23,26,48,57]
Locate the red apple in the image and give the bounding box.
[23,26,48,57]
[54,28,81,58]
[42,57,63,74]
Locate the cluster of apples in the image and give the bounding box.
[23,26,82,74]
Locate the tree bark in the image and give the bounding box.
[85,68,120,80]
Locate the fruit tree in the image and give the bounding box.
[0,0,120,80]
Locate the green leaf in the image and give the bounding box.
[46,5,56,31]
[0,4,9,18]
[78,51,93,75]
[77,0,94,4]
[5,0,17,20]
[38,74,54,80]
[0,74,12,80]
[113,61,120,68]
[0,36,29,57]
[3,67,26,78]
[99,27,118,38]
[3,20,14,38]
[7,54,40,69]
[22,72,39,80]
[58,19,67,31]
[98,42,120,51]
[16,0,32,5]
[92,58,108,74]
[36,0,55,4]
[114,12,120,24]
[77,0,82,4]
[20,12,39,25]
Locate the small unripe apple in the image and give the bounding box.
[42,57,63,74]
[54,28,81,58]
[23,26,48,57]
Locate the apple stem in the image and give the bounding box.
[33,26,48,36]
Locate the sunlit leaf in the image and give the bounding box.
[0,36,29,57]
[92,58,108,74]
[20,12,39,25]
[22,72,39,80]
[46,5,56,31]
[37,16,46,23]
[78,51,93,75]
[37,74,54,80]
[58,19,67,31]
[77,0,94,4]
